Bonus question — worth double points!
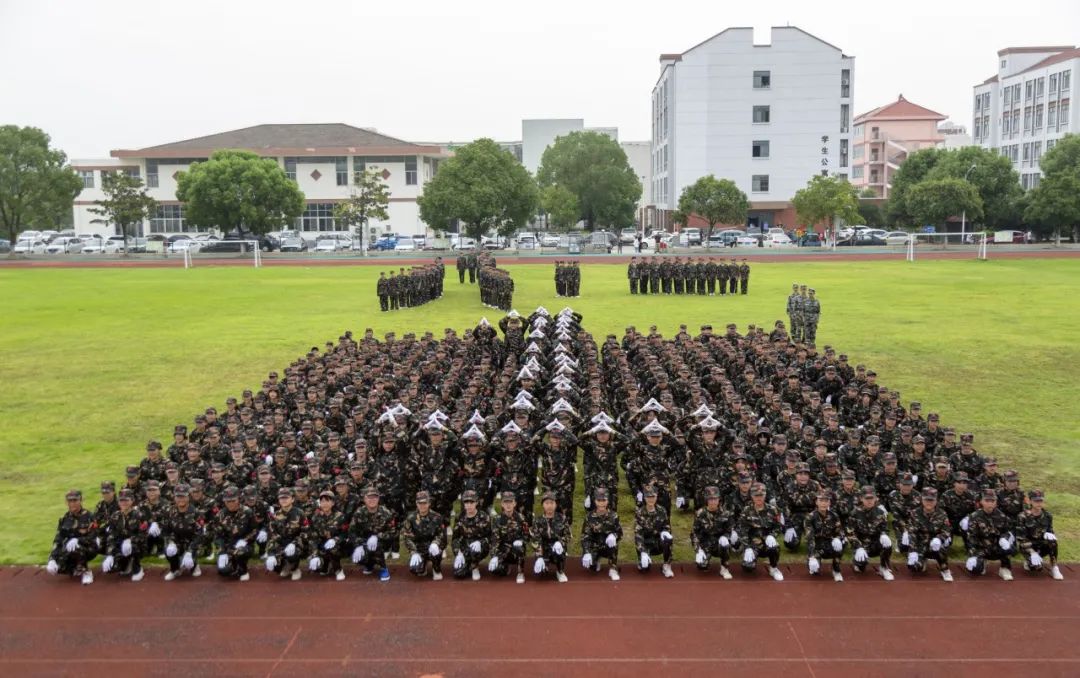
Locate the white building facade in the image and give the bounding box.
[651,26,854,230]
[72,124,448,238]
[972,46,1078,190]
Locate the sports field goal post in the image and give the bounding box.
[182,241,262,269]
[904,232,989,262]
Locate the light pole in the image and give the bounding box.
[961,163,977,244]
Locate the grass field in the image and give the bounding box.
[1,259,1078,565]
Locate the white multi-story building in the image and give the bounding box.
[972,46,1078,190]
[72,123,448,237]
[651,26,854,231]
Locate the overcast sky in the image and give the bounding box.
[2,0,1078,159]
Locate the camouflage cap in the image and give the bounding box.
[333,475,349,487]
[277,487,293,499]
[816,490,832,502]
[953,472,970,483]
[980,488,997,501]
[100,481,116,491]
[922,487,939,500]
[222,485,241,500]
[125,465,139,477]
[363,486,380,498]
[65,489,82,501]
[594,487,610,501]
[318,490,335,501]
[415,490,431,503]
[118,488,134,501]
[540,491,557,503]
[899,472,915,486]
[703,485,721,500]
[737,472,753,483]
[256,465,271,475]
[913,434,926,443]
[750,483,767,496]
[1004,470,1019,481]
[841,469,856,480]
[461,490,479,503]
[861,485,876,498]
[145,479,160,490]
[1028,489,1045,501]
[796,462,811,474]
[174,484,191,497]
[500,491,517,503]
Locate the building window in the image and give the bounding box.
[751,175,769,193]
[1025,81,1033,100]
[1035,105,1044,131]
[405,156,417,185]
[146,161,158,188]
[1037,77,1045,98]
[1011,111,1020,137]
[1062,71,1071,91]
[1050,74,1058,94]
[1024,108,1032,132]
[150,204,187,233]
[1060,101,1070,128]
[840,139,849,168]
[1034,141,1043,165]
[295,203,337,232]
[840,104,849,133]
[1000,59,1006,68]
[285,158,297,181]
[841,69,850,98]
[1022,143,1031,166]
[753,70,771,88]
[79,171,94,189]
[977,118,984,138]
[1048,103,1058,128]
[853,144,864,159]
[752,140,770,158]
[752,106,770,123]
[852,166,864,179]
[336,157,348,186]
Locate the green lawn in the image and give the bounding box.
[1,259,1078,565]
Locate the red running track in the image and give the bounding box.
[1,563,1078,677]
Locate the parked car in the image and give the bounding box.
[81,238,122,254]
[481,235,505,250]
[797,233,823,247]
[166,236,202,254]
[45,236,84,254]
[735,235,759,247]
[837,233,887,246]
[765,232,794,247]
[17,230,43,242]
[681,228,702,246]
[0,239,10,253]
[279,236,308,253]
[517,234,537,249]
[620,228,638,244]
[394,238,417,251]
[313,235,351,252]
[412,235,427,249]
[14,238,47,254]
[373,235,398,251]
[884,231,913,245]
[40,230,60,243]
[539,233,560,247]
[125,238,150,253]
[449,235,476,250]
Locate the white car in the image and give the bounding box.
[765,232,793,247]
[16,230,43,242]
[81,238,121,254]
[884,231,913,245]
[539,233,560,247]
[735,235,759,247]
[394,239,417,251]
[14,238,47,254]
[315,236,351,252]
[45,236,84,254]
[167,238,201,254]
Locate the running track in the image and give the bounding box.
[2,564,1077,677]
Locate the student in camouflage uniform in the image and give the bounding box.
[727,257,738,294]
[963,489,1018,580]
[691,485,735,579]
[905,488,954,581]
[533,491,571,582]
[737,483,784,581]
[804,491,846,581]
[847,486,895,580]
[787,284,802,342]
[307,490,347,580]
[489,491,530,583]
[403,490,447,580]
[456,254,467,283]
[264,487,307,581]
[349,486,396,581]
[1017,489,1063,579]
[46,489,99,585]
[627,257,639,294]
[887,473,921,553]
[804,288,821,343]
[450,489,492,580]
[99,488,149,581]
[579,488,621,581]
[211,485,258,581]
[377,272,389,311]
[739,258,750,294]
[635,486,675,577]
[160,483,205,580]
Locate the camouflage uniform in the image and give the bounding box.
[210,500,257,578]
[964,505,1016,575]
[534,509,573,574]
[634,503,674,568]
[804,508,845,573]
[489,505,530,576]
[1017,507,1058,571]
[451,508,492,578]
[349,502,397,573]
[49,503,99,577]
[403,507,447,576]
[737,501,782,571]
[847,503,893,572]
[580,508,621,570]
[691,503,733,569]
[907,502,952,575]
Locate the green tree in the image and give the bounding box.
[88,172,157,254]
[541,184,580,231]
[0,126,83,246]
[417,138,538,242]
[536,131,641,231]
[175,150,305,237]
[926,146,1021,228]
[1025,135,1080,242]
[857,200,886,228]
[333,168,390,254]
[676,175,749,244]
[791,175,861,240]
[1039,133,1080,176]
[886,147,944,227]
[906,177,983,230]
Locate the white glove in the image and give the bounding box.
[808,556,820,574]
[533,557,546,574]
[102,555,115,573]
[217,554,229,569]
[660,531,673,542]
[181,552,194,570]
[256,530,268,544]
[635,491,643,503]
[352,546,365,563]
[309,556,321,571]
[639,552,651,569]
[1044,532,1056,542]
[512,539,524,549]
[428,542,441,557]
[675,496,686,509]
[265,555,278,572]
[998,536,1011,551]
[784,527,797,542]
[235,539,248,550]
[305,451,315,460]
[831,537,843,552]
[488,556,500,572]
[930,537,942,552]
[907,551,919,567]
[64,537,79,553]
[46,559,59,575]
[1030,551,1043,568]
[729,529,739,544]
[409,553,422,568]
[879,505,889,516]
[719,535,730,549]
[1006,532,1015,545]
[148,522,161,537]
[584,495,591,510]
[880,534,892,549]
[965,556,978,572]
[854,547,868,563]
[695,549,707,565]
[324,538,337,550]
[552,541,564,555]
[268,507,275,517]
[454,552,465,569]
[911,474,919,485]
[284,543,296,557]
[470,540,483,554]
[901,531,910,547]
[743,547,755,564]
[121,539,132,557]
[264,455,273,465]
[959,516,970,531]
[582,553,594,569]
[165,542,178,558]
[765,535,778,549]
[605,533,617,548]
[366,535,379,551]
